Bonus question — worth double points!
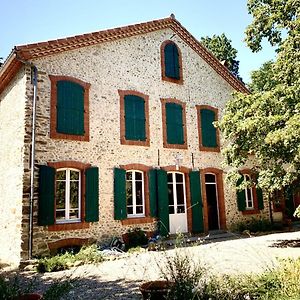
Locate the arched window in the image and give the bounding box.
[161,41,183,83]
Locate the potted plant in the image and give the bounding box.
[140,280,173,300]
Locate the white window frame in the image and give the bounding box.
[244,174,254,209]
[126,170,145,217]
[56,168,81,223]
[167,172,187,215]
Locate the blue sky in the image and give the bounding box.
[1,0,276,83]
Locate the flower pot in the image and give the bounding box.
[16,293,42,300]
[140,280,172,300]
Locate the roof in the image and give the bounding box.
[0,15,249,94]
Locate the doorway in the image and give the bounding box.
[167,172,188,234]
[205,173,220,230]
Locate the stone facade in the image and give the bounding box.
[0,18,272,265]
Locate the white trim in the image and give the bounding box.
[126,170,145,217]
[244,174,254,209]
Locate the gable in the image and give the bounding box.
[0,15,249,95]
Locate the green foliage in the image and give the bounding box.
[230,217,283,233]
[43,280,73,300]
[294,205,300,218]
[37,245,103,273]
[218,0,300,194]
[200,33,242,81]
[125,228,148,249]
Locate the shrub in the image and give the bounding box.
[74,244,103,263]
[231,217,282,233]
[125,228,148,249]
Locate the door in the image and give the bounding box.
[205,173,220,230]
[167,172,188,234]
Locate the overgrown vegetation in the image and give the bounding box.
[37,244,103,273]
[159,251,300,300]
[125,228,148,249]
[230,217,283,234]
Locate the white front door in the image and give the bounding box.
[167,172,188,234]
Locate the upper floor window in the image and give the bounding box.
[243,174,254,209]
[126,170,145,217]
[161,98,187,149]
[161,41,183,84]
[119,90,150,146]
[49,75,90,141]
[196,105,220,152]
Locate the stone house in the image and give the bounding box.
[0,15,275,266]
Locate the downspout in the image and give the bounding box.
[28,66,38,259]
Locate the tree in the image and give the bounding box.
[218,0,300,195]
[200,34,243,81]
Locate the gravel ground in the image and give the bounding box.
[19,231,300,299]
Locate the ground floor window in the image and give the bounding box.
[167,172,186,214]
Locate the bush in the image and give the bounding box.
[37,244,103,273]
[231,217,282,234]
[43,280,73,300]
[125,228,148,249]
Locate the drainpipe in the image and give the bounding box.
[28,66,38,259]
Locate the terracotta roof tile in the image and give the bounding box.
[0,16,249,94]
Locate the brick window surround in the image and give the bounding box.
[118,90,150,147]
[161,98,188,149]
[49,75,90,141]
[201,168,226,232]
[47,161,91,231]
[160,40,183,85]
[120,163,155,225]
[239,169,260,215]
[162,166,192,232]
[196,105,220,152]
[48,238,90,255]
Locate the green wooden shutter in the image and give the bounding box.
[166,103,184,144]
[57,80,84,135]
[164,43,180,79]
[114,168,127,220]
[85,167,99,222]
[148,169,158,217]
[189,171,204,233]
[38,165,55,226]
[256,187,264,210]
[236,175,246,211]
[124,95,146,141]
[201,109,217,148]
[157,169,169,236]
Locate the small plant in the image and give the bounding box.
[293,204,300,218]
[43,280,73,300]
[125,228,148,249]
[37,244,103,273]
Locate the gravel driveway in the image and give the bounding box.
[29,231,300,299]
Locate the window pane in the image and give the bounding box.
[70,170,79,180]
[135,172,142,181]
[127,206,133,215]
[126,181,133,206]
[135,181,143,205]
[176,183,185,205]
[126,172,132,181]
[177,205,185,213]
[136,206,143,214]
[69,209,79,219]
[167,173,173,183]
[205,174,216,183]
[56,210,65,220]
[70,181,79,209]
[168,183,174,205]
[169,205,175,214]
[56,170,66,180]
[176,173,184,183]
[56,181,65,209]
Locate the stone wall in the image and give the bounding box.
[0,67,27,266]
[19,28,269,257]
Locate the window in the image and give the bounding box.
[126,171,145,217]
[56,168,81,223]
[49,75,90,141]
[236,172,264,214]
[119,90,150,146]
[196,105,220,152]
[161,41,183,84]
[244,174,254,209]
[167,172,186,214]
[38,162,99,229]
[161,98,187,149]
